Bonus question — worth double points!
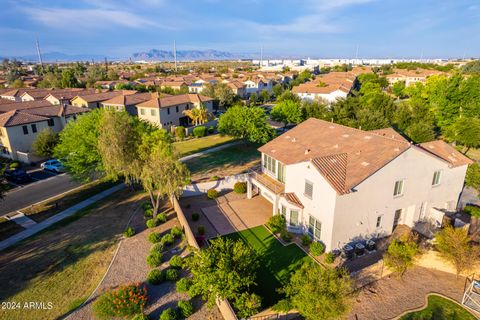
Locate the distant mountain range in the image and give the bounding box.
[131,49,249,61]
[2,52,116,62]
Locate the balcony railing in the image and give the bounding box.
[249,169,285,194]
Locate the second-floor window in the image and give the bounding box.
[150,109,156,116]
[140,108,145,116]
[432,170,441,186]
[263,154,276,174]
[31,124,37,133]
[22,126,28,135]
[304,180,313,199]
[393,180,404,197]
[277,163,286,183]
[376,215,382,228]
[47,119,54,127]
[167,108,170,115]
[176,106,179,113]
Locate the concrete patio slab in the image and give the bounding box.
[202,195,272,236]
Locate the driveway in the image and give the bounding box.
[0,172,81,216]
[202,195,272,236]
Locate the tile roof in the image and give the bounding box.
[0,100,53,113]
[26,105,90,117]
[101,92,154,106]
[259,118,411,194]
[45,88,98,100]
[369,128,408,142]
[73,90,136,103]
[418,140,473,167]
[280,192,304,208]
[137,93,213,109]
[0,110,49,127]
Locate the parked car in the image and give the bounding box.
[4,168,31,183]
[40,159,65,173]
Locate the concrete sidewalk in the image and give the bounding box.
[179,141,241,162]
[0,183,125,252]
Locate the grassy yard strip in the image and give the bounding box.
[173,134,236,157]
[224,225,310,308]
[22,179,119,222]
[0,217,25,241]
[185,143,260,180]
[0,189,143,320]
[400,294,476,320]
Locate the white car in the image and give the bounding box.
[40,159,65,173]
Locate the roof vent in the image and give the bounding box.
[342,134,349,138]
[361,161,370,166]
[394,147,400,152]
[333,144,339,148]
[292,137,296,142]
[428,145,435,149]
[364,135,372,140]
[305,149,310,155]
[329,125,335,129]
[355,150,361,155]
[271,149,276,153]
[285,135,290,139]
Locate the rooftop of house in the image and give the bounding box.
[137,93,213,109]
[259,118,471,195]
[292,82,351,95]
[386,68,443,78]
[0,100,53,113]
[0,110,49,127]
[73,90,137,103]
[101,92,155,106]
[25,104,90,117]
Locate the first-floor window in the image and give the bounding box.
[22,126,28,135]
[432,170,441,186]
[290,210,299,226]
[308,215,321,239]
[376,215,382,228]
[280,205,286,217]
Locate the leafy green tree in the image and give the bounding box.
[301,100,330,121]
[384,236,419,277]
[277,90,300,103]
[445,117,480,154]
[270,100,303,128]
[249,92,259,105]
[32,128,59,157]
[465,163,480,193]
[185,237,260,315]
[435,226,479,277]
[392,81,406,98]
[10,79,25,88]
[277,261,353,320]
[54,109,104,181]
[61,68,79,88]
[260,89,271,103]
[214,82,235,109]
[272,83,284,98]
[218,105,274,143]
[405,121,436,143]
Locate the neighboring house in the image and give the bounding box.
[71,90,136,109]
[136,93,214,130]
[386,68,443,87]
[224,80,247,98]
[44,89,97,105]
[160,81,188,90]
[247,118,472,251]
[188,83,205,94]
[243,78,274,95]
[101,92,154,115]
[0,89,33,101]
[292,84,350,103]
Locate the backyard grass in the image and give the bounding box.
[185,143,260,181]
[400,295,476,320]
[0,216,24,241]
[173,134,236,156]
[0,189,143,320]
[22,179,119,222]
[224,225,310,308]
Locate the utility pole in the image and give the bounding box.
[104,57,108,73]
[173,40,177,72]
[355,44,359,64]
[260,46,263,68]
[35,36,43,67]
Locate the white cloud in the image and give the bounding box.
[21,7,171,30]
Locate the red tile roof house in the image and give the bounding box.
[247,118,472,251]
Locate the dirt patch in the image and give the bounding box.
[0,217,25,241]
[349,266,468,320]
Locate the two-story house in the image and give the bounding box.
[247,118,472,251]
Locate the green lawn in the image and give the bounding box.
[185,143,260,180]
[400,295,476,320]
[224,225,310,308]
[173,134,236,156]
[22,179,119,222]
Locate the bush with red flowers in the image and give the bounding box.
[93,283,148,319]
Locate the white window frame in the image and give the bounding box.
[308,215,321,239]
[432,170,441,186]
[393,179,404,197]
[262,153,277,175]
[290,210,299,226]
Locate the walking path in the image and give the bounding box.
[0,183,125,251]
[5,212,37,228]
[179,140,241,162]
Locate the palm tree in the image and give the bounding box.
[183,103,211,126]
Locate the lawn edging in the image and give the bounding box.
[391,292,478,320]
[63,197,144,319]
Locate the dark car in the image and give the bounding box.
[4,168,32,183]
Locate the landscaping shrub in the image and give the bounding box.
[208,126,215,134]
[169,255,183,269]
[131,313,149,320]
[123,227,135,238]
[146,251,163,268]
[160,307,178,320]
[267,214,286,233]
[92,284,147,319]
[185,203,191,209]
[148,232,161,244]
[197,225,205,235]
[324,252,335,264]
[191,212,200,221]
[301,234,312,246]
[310,242,325,256]
[143,208,153,218]
[233,181,247,194]
[142,202,152,211]
[9,162,20,169]
[170,226,183,238]
[178,300,194,318]
[161,233,175,246]
[175,278,192,293]
[193,126,207,138]
[150,242,164,253]
[464,205,480,218]
[209,175,219,181]
[165,268,179,281]
[146,218,158,228]
[157,212,167,224]
[207,188,219,199]
[147,269,165,285]
[175,126,185,140]
[280,230,292,242]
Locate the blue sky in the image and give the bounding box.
[0,0,479,58]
